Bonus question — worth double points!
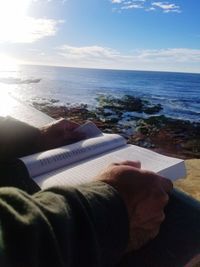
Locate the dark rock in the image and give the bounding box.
[96,94,163,115]
[31,97,200,159]
[143,104,163,114]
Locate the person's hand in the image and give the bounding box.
[96,161,173,251]
[38,118,83,151]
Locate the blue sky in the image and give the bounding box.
[0,0,200,73]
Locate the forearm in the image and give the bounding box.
[0,159,40,194]
[0,182,129,267]
[0,116,42,159]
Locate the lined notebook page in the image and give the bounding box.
[21,133,126,178]
[35,144,186,189]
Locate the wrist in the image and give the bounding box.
[34,128,47,153]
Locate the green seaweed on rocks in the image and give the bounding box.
[96,94,162,114]
[30,97,200,159]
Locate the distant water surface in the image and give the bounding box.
[0,65,200,122]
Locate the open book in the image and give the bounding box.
[20,122,186,189]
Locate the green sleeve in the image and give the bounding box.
[0,116,42,159]
[0,116,41,192]
[0,182,129,267]
[0,159,40,194]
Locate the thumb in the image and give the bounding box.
[113,160,141,169]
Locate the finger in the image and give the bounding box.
[55,118,80,131]
[160,177,173,193]
[113,160,141,169]
[157,191,169,208]
[149,226,160,239]
[64,131,85,143]
[64,121,80,131]
[141,212,166,228]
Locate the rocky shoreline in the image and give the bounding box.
[31,95,200,159]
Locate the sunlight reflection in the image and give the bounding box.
[0,56,29,118]
[0,56,20,116]
[0,55,20,75]
[0,84,16,116]
[0,0,34,43]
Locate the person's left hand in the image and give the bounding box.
[95,161,173,251]
[38,118,83,151]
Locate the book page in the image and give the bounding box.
[21,134,126,178]
[0,94,54,127]
[34,144,186,189]
[74,121,103,138]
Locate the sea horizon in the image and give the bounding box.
[20,63,200,76]
[1,62,200,75]
[0,64,200,123]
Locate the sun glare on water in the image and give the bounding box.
[0,57,20,115]
[0,86,16,116]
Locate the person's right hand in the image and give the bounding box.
[96,161,173,251]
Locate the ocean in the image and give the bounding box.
[0,64,200,122]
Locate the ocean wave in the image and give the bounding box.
[0,77,41,85]
[168,98,200,104]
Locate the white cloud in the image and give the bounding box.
[6,44,200,73]
[58,45,200,63]
[135,48,200,62]
[111,0,124,3]
[58,45,120,60]
[110,0,182,13]
[145,6,156,11]
[0,17,62,43]
[0,0,63,43]
[121,3,144,9]
[152,2,181,13]
[51,44,200,73]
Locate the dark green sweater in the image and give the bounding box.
[0,117,129,267]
